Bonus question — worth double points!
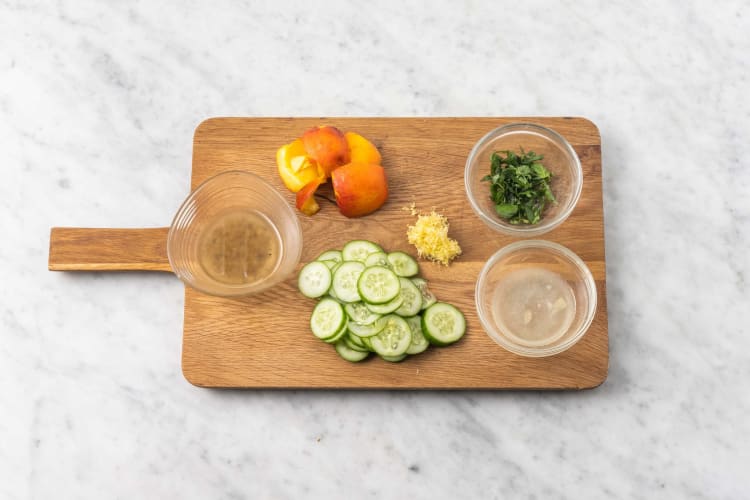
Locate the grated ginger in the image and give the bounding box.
[405,206,462,266]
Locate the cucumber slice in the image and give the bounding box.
[332,261,365,303]
[319,259,338,270]
[298,261,332,298]
[310,298,346,340]
[342,240,383,263]
[343,335,370,353]
[365,295,404,315]
[357,266,401,304]
[405,315,429,354]
[301,243,462,362]
[360,335,374,351]
[346,332,368,349]
[411,277,437,310]
[329,261,343,274]
[347,316,387,337]
[327,282,340,300]
[317,249,343,263]
[335,341,370,362]
[323,317,349,344]
[380,354,407,362]
[394,277,422,317]
[364,251,389,268]
[422,302,466,346]
[387,251,419,277]
[369,314,412,357]
[344,302,382,325]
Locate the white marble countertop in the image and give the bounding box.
[3,1,749,498]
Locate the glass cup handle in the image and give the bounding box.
[48,227,172,272]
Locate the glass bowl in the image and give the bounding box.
[475,240,597,357]
[465,123,582,237]
[167,171,302,297]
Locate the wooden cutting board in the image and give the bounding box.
[49,117,608,389]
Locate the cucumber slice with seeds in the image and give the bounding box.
[342,240,383,263]
[422,302,466,346]
[369,314,412,357]
[301,241,466,363]
[394,277,422,317]
[317,249,343,263]
[365,295,404,315]
[298,261,332,298]
[319,259,338,270]
[332,261,365,303]
[323,317,349,344]
[344,302,382,325]
[327,262,344,299]
[335,341,370,362]
[411,277,437,310]
[364,252,389,268]
[347,315,387,337]
[343,335,370,353]
[310,298,346,340]
[360,335,374,352]
[405,315,429,354]
[387,251,419,277]
[357,266,401,304]
[346,332,368,349]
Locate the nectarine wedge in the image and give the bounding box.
[302,126,351,175]
[277,139,325,192]
[332,163,388,218]
[345,132,382,165]
[296,179,322,216]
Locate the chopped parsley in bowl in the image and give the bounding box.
[465,123,582,237]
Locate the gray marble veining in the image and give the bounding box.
[1,1,749,498]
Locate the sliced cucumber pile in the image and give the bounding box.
[299,240,466,363]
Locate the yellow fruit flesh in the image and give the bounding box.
[345,131,382,165]
[277,140,325,192]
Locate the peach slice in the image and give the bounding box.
[332,163,388,218]
[345,132,382,165]
[277,139,325,192]
[302,126,351,176]
[296,179,322,216]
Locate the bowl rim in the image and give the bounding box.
[464,122,583,237]
[475,239,597,357]
[167,170,303,297]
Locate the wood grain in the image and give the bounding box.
[182,117,609,389]
[48,227,171,272]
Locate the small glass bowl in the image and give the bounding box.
[475,240,597,357]
[465,123,582,237]
[167,171,302,297]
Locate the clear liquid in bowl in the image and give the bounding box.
[491,267,576,347]
[198,209,281,286]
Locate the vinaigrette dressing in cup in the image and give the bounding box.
[167,171,302,297]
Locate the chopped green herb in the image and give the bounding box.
[481,149,556,225]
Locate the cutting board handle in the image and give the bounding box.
[48,227,172,272]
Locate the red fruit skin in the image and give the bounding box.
[302,126,351,174]
[295,179,322,216]
[332,163,388,218]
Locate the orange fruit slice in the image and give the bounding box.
[277,140,325,192]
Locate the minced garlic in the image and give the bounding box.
[405,206,462,266]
